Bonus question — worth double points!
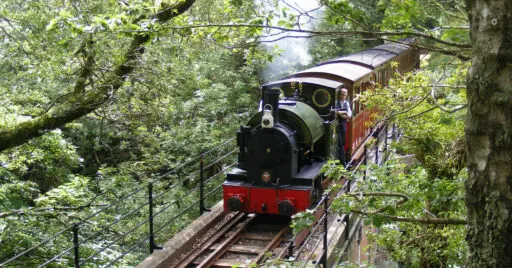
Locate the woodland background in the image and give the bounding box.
[1,0,510,267]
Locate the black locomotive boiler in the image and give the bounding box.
[223,87,335,216]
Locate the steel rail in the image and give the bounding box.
[175,212,247,268]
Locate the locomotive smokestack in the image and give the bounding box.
[263,88,280,123]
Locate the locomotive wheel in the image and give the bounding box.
[278,200,295,216]
[227,196,243,212]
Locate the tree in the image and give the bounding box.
[1,0,510,265]
[320,0,512,264]
[297,0,470,265]
[313,0,512,265]
[0,1,265,265]
[464,0,512,266]
[0,0,196,152]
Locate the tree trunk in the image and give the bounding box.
[465,0,512,266]
[0,0,196,152]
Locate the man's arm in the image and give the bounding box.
[345,101,352,118]
[337,110,349,116]
[337,101,352,119]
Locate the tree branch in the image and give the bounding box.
[351,210,467,225]
[430,81,468,113]
[0,204,107,218]
[404,106,437,119]
[388,73,468,121]
[389,90,431,119]
[346,192,408,214]
[161,24,472,49]
[344,191,467,225]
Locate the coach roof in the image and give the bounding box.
[262,77,342,90]
[318,43,411,69]
[289,62,372,83]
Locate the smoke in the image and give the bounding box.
[261,0,323,82]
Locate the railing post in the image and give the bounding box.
[287,241,294,258]
[322,196,329,268]
[363,144,367,181]
[384,124,388,155]
[392,123,396,141]
[375,131,380,165]
[148,182,162,253]
[72,223,80,268]
[199,154,208,214]
[345,215,350,240]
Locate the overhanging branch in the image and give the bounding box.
[0,204,107,218]
[162,24,472,49]
[430,81,468,113]
[347,192,408,214]
[351,210,467,225]
[344,191,467,225]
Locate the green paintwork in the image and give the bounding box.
[247,101,325,145]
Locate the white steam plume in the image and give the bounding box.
[262,0,323,82]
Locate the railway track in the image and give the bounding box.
[168,127,393,268]
[175,212,292,267]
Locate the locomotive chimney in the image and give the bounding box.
[262,88,280,123]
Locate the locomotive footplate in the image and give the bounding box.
[223,182,312,216]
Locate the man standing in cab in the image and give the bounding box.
[335,87,352,166]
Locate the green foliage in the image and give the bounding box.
[290,209,316,234]
[328,49,469,265]
[0,0,473,266]
[322,0,387,30]
[360,55,468,180]
[0,130,81,192]
[0,0,271,265]
[0,181,39,210]
[320,159,350,183]
[35,175,92,207]
[367,223,467,266]
[262,258,298,267]
[330,193,353,215]
[330,160,467,266]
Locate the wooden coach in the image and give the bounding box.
[262,43,420,162]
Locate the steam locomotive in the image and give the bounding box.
[223,42,420,216]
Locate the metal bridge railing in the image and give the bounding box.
[293,122,394,268]
[1,123,398,268]
[0,138,237,268]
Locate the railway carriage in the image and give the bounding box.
[223,42,420,216]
